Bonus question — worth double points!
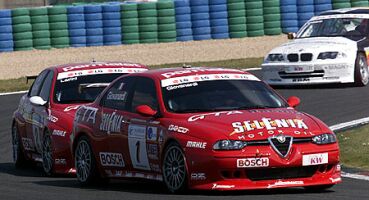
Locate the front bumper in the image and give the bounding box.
[186,144,341,191]
[262,62,354,85]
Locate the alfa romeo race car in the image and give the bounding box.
[262,8,369,86]
[71,67,341,192]
[11,61,148,175]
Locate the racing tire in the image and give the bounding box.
[12,123,28,168]
[162,142,188,193]
[42,131,54,176]
[75,136,101,186]
[304,184,334,192]
[354,53,369,87]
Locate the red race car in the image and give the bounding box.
[72,67,341,193]
[12,61,148,175]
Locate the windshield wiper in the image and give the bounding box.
[234,105,280,110]
[175,108,221,113]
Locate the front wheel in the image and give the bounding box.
[162,143,188,193]
[75,136,99,186]
[354,53,369,86]
[12,123,28,168]
[42,131,54,176]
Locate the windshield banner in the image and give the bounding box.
[57,68,147,80]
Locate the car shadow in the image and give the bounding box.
[31,178,335,196]
[0,162,44,177]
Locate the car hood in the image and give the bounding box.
[270,37,357,54]
[173,108,326,142]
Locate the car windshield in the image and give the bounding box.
[162,80,288,113]
[54,74,123,104]
[298,17,368,38]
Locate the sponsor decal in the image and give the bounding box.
[106,91,127,101]
[158,130,164,144]
[147,127,157,141]
[336,164,341,172]
[99,152,125,167]
[47,114,58,123]
[55,158,66,165]
[212,184,235,189]
[150,163,161,173]
[60,77,77,83]
[62,63,144,72]
[161,68,243,78]
[64,105,80,112]
[267,181,304,189]
[191,173,206,181]
[237,158,269,168]
[302,153,328,166]
[312,14,369,21]
[99,111,124,134]
[22,138,35,151]
[52,130,66,137]
[231,118,309,135]
[147,144,159,160]
[188,111,242,122]
[186,141,207,149]
[128,124,150,170]
[168,124,189,134]
[166,82,198,91]
[161,73,260,87]
[58,67,146,80]
[330,177,342,183]
[76,106,97,124]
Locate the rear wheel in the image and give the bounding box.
[12,123,28,168]
[354,53,369,86]
[75,136,99,185]
[162,143,187,193]
[42,131,54,176]
[304,184,334,192]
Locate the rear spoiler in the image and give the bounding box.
[26,75,38,84]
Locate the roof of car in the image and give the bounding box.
[319,7,369,15]
[52,61,148,73]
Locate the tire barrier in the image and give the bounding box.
[0,9,13,52]
[175,0,193,41]
[0,0,362,53]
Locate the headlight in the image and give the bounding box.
[213,140,247,150]
[317,52,346,60]
[265,54,285,62]
[312,133,337,144]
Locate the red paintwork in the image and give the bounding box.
[12,62,148,175]
[72,67,341,190]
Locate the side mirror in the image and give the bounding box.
[136,105,157,117]
[29,96,47,106]
[287,32,296,40]
[287,96,300,108]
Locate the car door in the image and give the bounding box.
[96,77,135,174]
[123,77,162,174]
[30,70,54,155]
[23,70,49,154]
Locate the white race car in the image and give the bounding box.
[262,8,369,86]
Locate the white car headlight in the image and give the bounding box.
[213,140,247,150]
[312,133,337,144]
[265,53,285,62]
[318,52,346,60]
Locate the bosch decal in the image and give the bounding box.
[237,158,269,168]
[99,152,125,167]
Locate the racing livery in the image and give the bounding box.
[11,61,148,175]
[262,8,369,86]
[71,67,340,192]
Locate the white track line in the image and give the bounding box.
[243,67,261,71]
[0,90,27,96]
[0,88,368,181]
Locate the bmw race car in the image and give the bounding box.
[11,62,148,175]
[262,8,369,86]
[71,67,340,192]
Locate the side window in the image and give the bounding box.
[39,71,54,101]
[101,77,134,111]
[130,77,158,113]
[29,70,49,97]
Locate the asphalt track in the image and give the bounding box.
[1,72,369,199]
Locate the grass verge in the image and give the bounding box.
[0,57,264,93]
[337,125,369,171]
